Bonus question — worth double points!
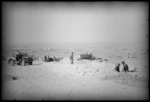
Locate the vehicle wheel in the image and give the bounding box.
[29,62,32,65]
[22,60,25,66]
[9,60,14,66]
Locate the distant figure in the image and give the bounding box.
[44,55,47,62]
[70,52,74,64]
[121,61,129,72]
[115,63,120,72]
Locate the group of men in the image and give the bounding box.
[115,61,129,72]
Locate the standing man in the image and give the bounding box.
[70,52,74,64]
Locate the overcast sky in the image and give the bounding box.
[3,2,148,43]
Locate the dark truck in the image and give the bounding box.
[8,53,33,66]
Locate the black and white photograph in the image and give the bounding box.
[2,2,149,100]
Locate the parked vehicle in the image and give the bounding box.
[78,53,95,60]
[8,52,33,66]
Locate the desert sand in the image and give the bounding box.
[2,43,149,100]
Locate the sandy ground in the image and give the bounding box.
[2,59,148,100]
[2,43,149,100]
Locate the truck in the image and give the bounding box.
[8,52,33,66]
[77,53,95,60]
